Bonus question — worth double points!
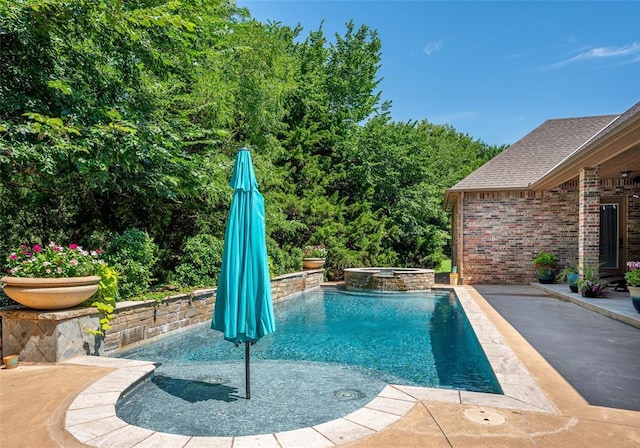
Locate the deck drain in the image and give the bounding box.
[333,389,363,401]
[203,376,228,384]
[463,408,506,426]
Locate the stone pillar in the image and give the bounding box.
[0,308,102,363]
[578,166,600,271]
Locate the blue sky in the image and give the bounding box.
[237,1,640,146]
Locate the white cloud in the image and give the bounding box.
[423,40,443,56]
[547,42,640,69]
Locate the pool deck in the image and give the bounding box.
[1,284,639,447]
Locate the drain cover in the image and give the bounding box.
[203,376,228,384]
[463,408,506,426]
[333,389,363,401]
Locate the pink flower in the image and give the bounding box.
[69,259,78,266]
[33,244,43,253]
[95,249,103,254]
[9,254,18,260]
[627,261,640,271]
[69,243,78,250]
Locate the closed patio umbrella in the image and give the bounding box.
[211,148,275,399]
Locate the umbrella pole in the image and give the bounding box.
[245,342,251,399]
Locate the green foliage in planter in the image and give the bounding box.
[303,244,328,258]
[577,264,607,297]
[625,261,640,287]
[175,234,224,287]
[4,242,104,278]
[556,259,579,282]
[103,229,157,300]
[532,252,558,274]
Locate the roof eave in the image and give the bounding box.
[531,112,640,191]
[447,186,532,194]
[444,186,532,210]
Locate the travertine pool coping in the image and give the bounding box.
[63,286,556,447]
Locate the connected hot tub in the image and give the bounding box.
[343,267,435,291]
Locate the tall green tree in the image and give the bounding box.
[0,0,231,250]
[0,1,504,288]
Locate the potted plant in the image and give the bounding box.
[625,261,640,313]
[557,260,580,293]
[2,242,108,310]
[577,264,607,298]
[302,245,327,270]
[532,252,558,284]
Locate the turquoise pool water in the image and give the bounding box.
[116,288,500,436]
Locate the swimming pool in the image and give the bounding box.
[115,288,501,436]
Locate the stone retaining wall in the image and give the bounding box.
[102,288,216,356]
[0,270,324,363]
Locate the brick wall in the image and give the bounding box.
[579,167,601,266]
[458,178,640,284]
[459,184,579,284]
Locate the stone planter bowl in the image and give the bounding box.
[1,276,101,310]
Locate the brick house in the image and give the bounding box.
[445,101,640,284]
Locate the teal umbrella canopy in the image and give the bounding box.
[212,148,275,345]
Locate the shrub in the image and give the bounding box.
[103,229,157,299]
[175,234,224,287]
[266,238,302,276]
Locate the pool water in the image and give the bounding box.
[116,288,501,436]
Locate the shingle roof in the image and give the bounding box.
[584,101,640,147]
[448,114,619,191]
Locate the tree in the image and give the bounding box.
[0,1,504,288]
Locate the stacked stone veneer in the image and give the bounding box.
[456,178,640,284]
[0,270,323,362]
[344,268,435,291]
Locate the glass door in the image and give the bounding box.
[599,198,624,273]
